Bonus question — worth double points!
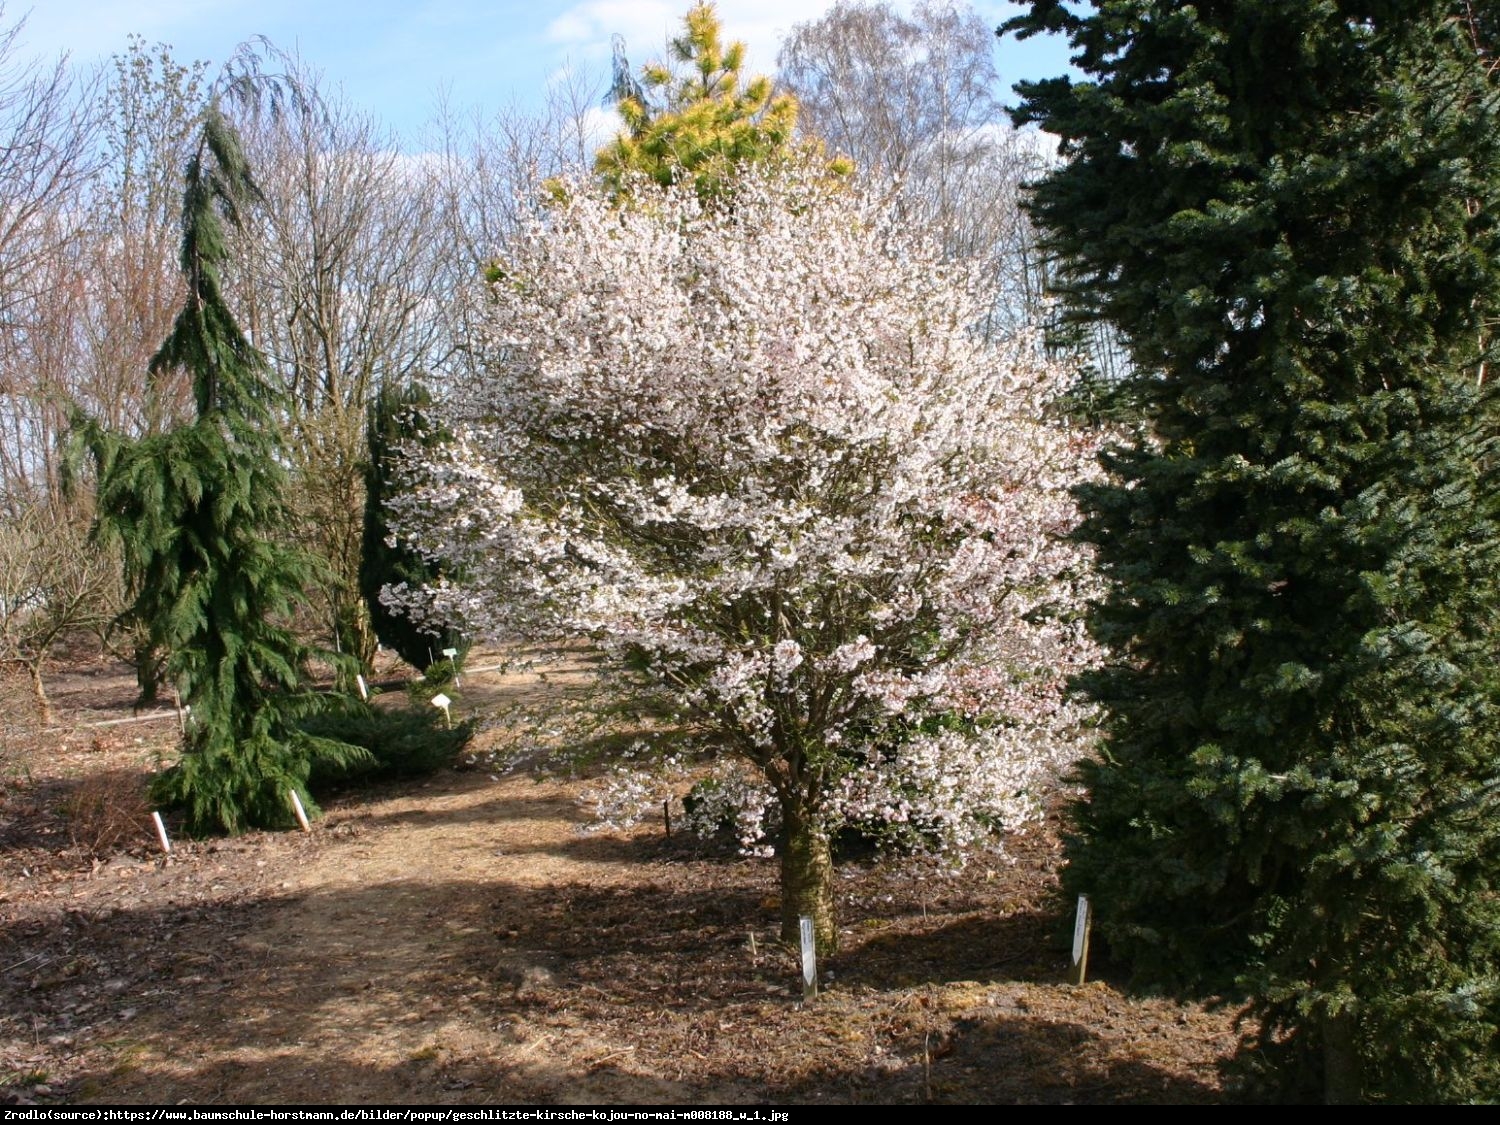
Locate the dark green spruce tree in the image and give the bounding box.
[83,95,365,834]
[1005,0,1500,1103]
[359,380,466,672]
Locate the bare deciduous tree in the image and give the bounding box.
[429,70,601,279]
[0,6,100,507]
[225,64,451,666]
[0,496,116,723]
[777,2,1048,337]
[79,38,206,442]
[779,0,1129,366]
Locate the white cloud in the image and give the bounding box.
[543,0,853,79]
[579,103,622,150]
[545,2,677,59]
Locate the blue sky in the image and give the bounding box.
[12,1,1077,148]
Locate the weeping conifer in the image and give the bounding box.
[84,97,366,835]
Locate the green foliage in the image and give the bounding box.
[303,702,475,787]
[360,381,467,672]
[595,2,839,201]
[152,724,371,832]
[83,89,356,836]
[407,657,462,706]
[1007,0,1500,1103]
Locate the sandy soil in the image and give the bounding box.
[0,649,1242,1105]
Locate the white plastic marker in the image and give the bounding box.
[289,790,311,833]
[800,916,817,1002]
[431,691,452,728]
[1069,894,1092,985]
[151,811,172,853]
[443,647,460,687]
[355,673,369,701]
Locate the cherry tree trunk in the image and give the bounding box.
[779,800,837,956]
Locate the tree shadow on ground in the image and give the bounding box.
[10,862,1233,1105]
[5,757,1234,1107]
[332,788,582,833]
[764,1007,1228,1104]
[840,909,1065,987]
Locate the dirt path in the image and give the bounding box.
[2,654,1241,1105]
[87,771,694,1104]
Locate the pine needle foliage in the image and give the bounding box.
[85,87,366,836]
[1006,0,1500,1103]
[595,2,843,202]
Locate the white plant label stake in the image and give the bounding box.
[443,647,460,687]
[151,811,172,854]
[799,916,817,1002]
[355,673,369,701]
[289,790,311,833]
[431,692,452,728]
[1069,894,1092,985]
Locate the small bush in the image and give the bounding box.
[304,702,475,788]
[62,768,153,854]
[407,657,461,706]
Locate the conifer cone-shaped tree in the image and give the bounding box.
[1006,0,1500,1103]
[595,2,844,202]
[84,91,365,834]
[360,380,466,672]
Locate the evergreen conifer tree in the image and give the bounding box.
[83,91,364,835]
[360,380,465,672]
[595,2,844,202]
[1005,0,1500,1102]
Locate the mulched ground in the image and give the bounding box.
[0,653,1243,1105]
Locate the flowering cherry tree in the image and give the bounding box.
[392,164,1098,952]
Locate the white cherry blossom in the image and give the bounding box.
[388,162,1101,948]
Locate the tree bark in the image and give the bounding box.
[27,660,53,726]
[779,798,837,956]
[133,641,165,708]
[334,596,377,683]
